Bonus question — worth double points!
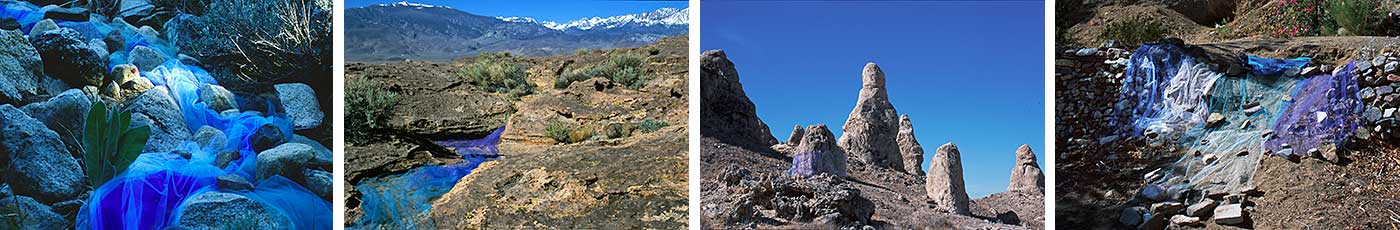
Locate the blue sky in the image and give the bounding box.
[702,0,1045,198]
[346,0,688,22]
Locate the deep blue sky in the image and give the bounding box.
[702,1,1045,198]
[346,0,688,21]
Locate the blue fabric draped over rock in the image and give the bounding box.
[1264,62,1362,156]
[1111,43,1223,141]
[352,127,505,229]
[1247,56,1311,76]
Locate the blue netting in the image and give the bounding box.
[54,7,328,228]
[1247,56,1311,76]
[1264,62,1362,156]
[1137,55,1310,195]
[1111,43,1223,142]
[352,127,505,229]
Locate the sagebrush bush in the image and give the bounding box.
[183,0,332,87]
[639,119,668,134]
[460,52,532,98]
[544,120,594,144]
[556,53,652,89]
[575,48,589,56]
[545,120,571,144]
[347,78,398,144]
[1326,0,1382,35]
[1101,16,1166,46]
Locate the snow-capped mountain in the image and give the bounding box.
[372,1,452,9]
[347,3,687,62]
[497,8,689,31]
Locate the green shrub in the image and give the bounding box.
[346,78,399,144]
[638,119,668,134]
[1100,16,1166,46]
[575,48,589,56]
[544,120,594,144]
[184,0,332,85]
[1327,0,1383,35]
[545,120,572,144]
[460,52,532,98]
[82,100,151,188]
[556,53,652,89]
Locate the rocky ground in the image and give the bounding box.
[699,50,1044,230]
[1056,33,1400,228]
[345,35,688,229]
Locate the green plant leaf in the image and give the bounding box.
[82,102,108,187]
[114,125,151,177]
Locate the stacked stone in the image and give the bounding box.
[1054,43,1131,154]
[1354,52,1400,142]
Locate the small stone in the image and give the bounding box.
[193,126,227,151]
[1301,66,1320,76]
[1187,200,1218,217]
[254,143,315,181]
[1317,143,1339,163]
[1170,215,1201,226]
[213,150,240,169]
[250,123,286,153]
[127,45,167,71]
[199,84,237,112]
[1284,67,1301,77]
[1374,57,1388,68]
[274,83,324,130]
[29,19,58,34]
[1388,74,1400,83]
[1379,86,1394,95]
[1387,62,1399,73]
[1139,184,1168,201]
[1206,113,1225,127]
[1359,61,1375,72]
[216,174,253,191]
[1202,154,1218,164]
[1076,48,1099,56]
[1213,204,1247,225]
[0,17,17,30]
[1362,87,1377,100]
[1151,202,1186,215]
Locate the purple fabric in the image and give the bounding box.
[1264,62,1362,156]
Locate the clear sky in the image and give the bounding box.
[702,0,1045,198]
[346,0,688,22]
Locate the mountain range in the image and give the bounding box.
[347,1,688,62]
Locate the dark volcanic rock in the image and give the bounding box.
[838,62,904,170]
[787,124,848,177]
[0,29,42,104]
[43,7,89,22]
[250,123,286,153]
[700,50,778,151]
[897,114,925,175]
[30,28,107,87]
[0,104,85,203]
